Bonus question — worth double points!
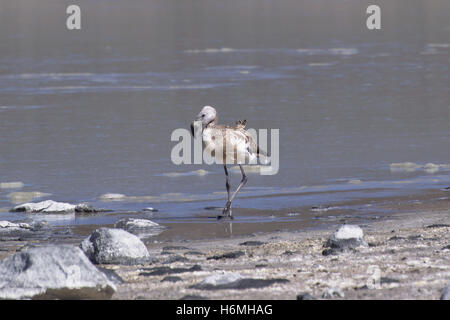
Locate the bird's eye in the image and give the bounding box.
[202,114,205,118]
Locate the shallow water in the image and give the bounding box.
[0,0,449,231]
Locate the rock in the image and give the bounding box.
[11,200,103,214]
[311,205,338,212]
[323,225,367,255]
[114,218,165,238]
[140,265,201,276]
[184,251,204,256]
[441,285,450,300]
[239,241,265,246]
[96,267,124,285]
[161,276,183,283]
[75,203,104,213]
[143,207,158,212]
[322,287,345,299]
[162,254,189,264]
[180,295,208,300]
[380,277,400,284]
[193,273,243,288]
[80,228,150,265]
[296,292,316,300]
[0,221,33,232]
[0,245,115,299]
[426,224,450,229]
[162,246,190,251]
[30,220,50,230]
[11,200,76,213]
[0,220,53,241]
[190,273,289,290]
[207,251,245,260]
[0,221,48,240]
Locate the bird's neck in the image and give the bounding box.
[206,118,218,128]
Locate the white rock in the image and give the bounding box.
[11,200,76,213]
[334,225,364,240]
[322,287,345,299]
[0,221,33,230]
[115,218,160,229]
[80,228,150,265]
[199,273,243,286]
[114,218,165,238]
[0,245,115,299]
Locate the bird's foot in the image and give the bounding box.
[218,204,233,220]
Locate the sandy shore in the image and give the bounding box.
[0,189,449,300]
[109,203,450,300]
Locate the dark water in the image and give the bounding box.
[0,0,449,227]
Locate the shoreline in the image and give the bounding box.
[107,207,450,300]
[0,189,449,300]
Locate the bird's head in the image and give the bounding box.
[190,105,217,137]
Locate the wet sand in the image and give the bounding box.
[1,188,449,299]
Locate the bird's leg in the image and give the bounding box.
[225,165,247,219]
[220,165,233,219]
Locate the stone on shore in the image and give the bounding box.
[0,245,116,299]
[441,284,450,300]
[323,224,368,255]
[0,221,33,232]
[114,218,165,238]
[80,228,150,265]
[190,273,289,290]
[11,200,102,214]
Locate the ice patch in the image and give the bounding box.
[184,47,237,54]
[98,193,127,201]
[0,182,24,189]
[390,162,450,174]
[311,206,339,212]
[297,48,358,56]
[308,62,336,67]
[230,165,271,174]
[427,43,450,48]
[162,169,209,177]
[7,191,51,204]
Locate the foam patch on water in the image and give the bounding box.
[421,43,450,55]
[427,43,450,48]
[7,191,51,204]
[0,105,49,111]
[184,47,237,54]
[311,206,340,212]
[297,47,358,56]
[162,169,209,177]
[308,62,336,67]
[390,162,450,174]
[98,192,209,203]
[0,73,94,80]
[0,182,24,189]
[230,165,271,174]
